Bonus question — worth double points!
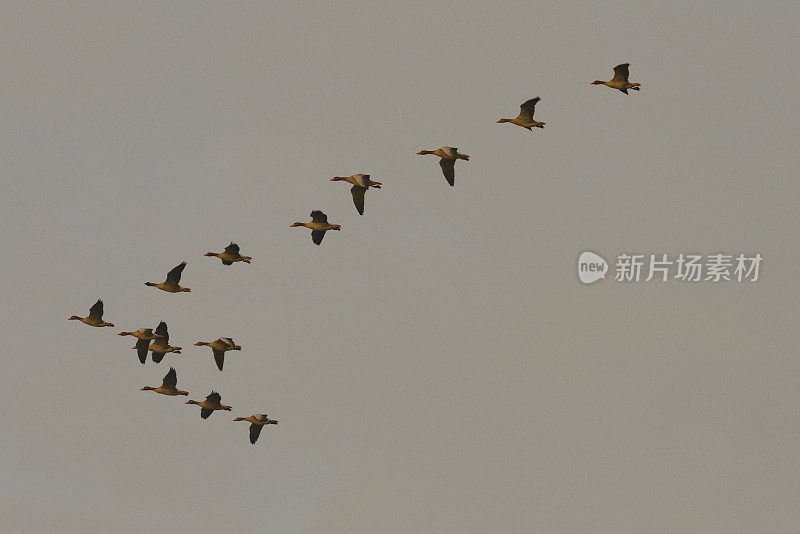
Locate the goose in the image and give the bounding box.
[204,242,252,265]
[330,174,382,215]
[194,337,242,371]
[290,211,341,245]
[145,262,191,293]
[591,63,641,94]
[233,414,279,444]
[141,367,188,396]
[497,97,546,130]
[141,321,182,363]
[186,391,231,419]
[118,327,162,364]
[416,147,469,186]
[68,299,114,327]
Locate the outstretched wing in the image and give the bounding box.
[151,351,165,364]
[154,321,169,344]
[351,185,366,215]
[200,408,213,419]
[224,242,240,255]
[162,367,178,389]
[310,210,328,223]
[249,423,263,444]
[89,299,104,319]
[213,349,225,371]
[165,262,186,285]
[439,158,456,187]
[311,230,326,245]
[518,97,540,120]
[135,338,149,364]
[206,391,221,404]
[612,63,630,83]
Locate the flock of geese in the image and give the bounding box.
[68,246,273,444]
[68,63,642,445]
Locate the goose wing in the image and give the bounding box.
[200,408,213,419]
[518,97,540,120]
[165,262,186,285]
[154,321,169,344]
[352,174,370,187]
[311,230,326,245]
[206,391,221,405]
[249,423,263,444]
[350,185,366,215]
[135,338,149,364]
[213,349,225,371]
[224,242,240,256]
[310,210,328,223]
[439,158,456,187]
[88,299,104,319]
[612,63,630,83]
[162,367,178,389]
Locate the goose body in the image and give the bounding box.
[416,146,470,186]
[205,242,252,265]
[591,63,641,94]
[497,97,546,130]
[186,391,232,419]
[145,262,191,293]
[118,327,162,364]
[330,174,382,215]
[141,367,188,396]
[195,337,242,371]
[68,299,114,327]
[290,211,341,245]
[233,414,279,444]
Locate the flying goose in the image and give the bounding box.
[145,262,191,293]
[591,63,641,94]
[204,242,252,265]
[68,299,114,327]
[118,327,162,364]
[186,391,232,419]
[416,147,470,186]
[141,321,182,363]
[497,97,546,130]
[194,337,242,371]
[330,174,382,215]
[290,211,341,245]
[233,414,279,444]
[141,367,188,396]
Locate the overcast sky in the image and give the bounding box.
[3,1,800,532]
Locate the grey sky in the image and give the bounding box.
[2,1,800,532]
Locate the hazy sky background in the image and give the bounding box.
[2,2,799,532]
